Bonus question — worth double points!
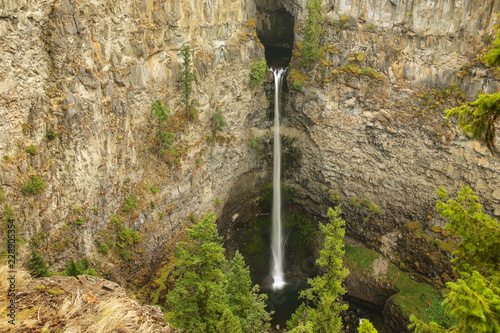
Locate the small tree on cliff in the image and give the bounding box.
[179,45,198,121]
[287,205,349,333]
[151,99,175,157]
[409,186,500,333]
[298,0,325,68]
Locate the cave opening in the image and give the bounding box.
[255,8,294,68]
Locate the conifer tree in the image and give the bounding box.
[179,45,197,120]
[151,99,174,157]
[409,186,500,333]
[166,212,228,333]
[26,249,49,278]
[166,213,271,333]
[287,205,349,333]
[226,251,271,332]
[298,0,325,68]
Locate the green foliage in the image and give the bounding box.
[21,175,46,195]
[484,16,500,67]
[166,212,270,333]
[226,251,272,332]
[26,249,50,278]
[3,204,14,221]
[436,186,499,276]
[151,99,175,157]
[215,197,222,206]
[64,258,97,277]
[358,319,378,333]
[179,45,197,120]
[97,240,111,254]
[285,213,317,246]
[297,0,325,67]
[149,185,159,194]
[110,214,123,226]
[249,137,261,151]
[410,187,500,333]
[293,81,303,90]
[250,58,268,86]
[75,217,84,225]
[46,130,57,140]
[288,205,349,332]
[122,193,137,212]
[212,108,227,133]
[446,93,500,155]
[117,226,142,248]
[25,144,37,155]
[0,186,5,203]
[349,195,383,221]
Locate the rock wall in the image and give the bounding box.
[0,0,269,280]
[282,0,500,284]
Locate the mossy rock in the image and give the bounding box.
[430,225,442,233]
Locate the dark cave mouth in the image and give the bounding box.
[255,8,294,67]
[264,45,293,69]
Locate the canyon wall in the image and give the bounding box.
[0,0,270,280]
[0,1,499,328]
[283,0,500,264]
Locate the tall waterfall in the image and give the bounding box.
[271,68,286,290]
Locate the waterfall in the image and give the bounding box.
[271,68,286,290]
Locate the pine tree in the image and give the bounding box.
[26,249,49,278]
[179,45,197,121]
[166,213,271,333]
[298,0,325,68]
[226,251,271,332]
[65,259,81,277]
[409,186,500,333]
[166,212,228,333]
[151,99,175,157]
[287,205,349,333]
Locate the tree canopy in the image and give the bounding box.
[287,205,349,333]
[166,212,270,333]
[410,186,500,333]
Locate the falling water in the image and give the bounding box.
[271,68,286,290]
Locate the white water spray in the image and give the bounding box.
[271,68,286,290]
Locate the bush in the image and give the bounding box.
[250,58,268,86]
[46,130,57,140]
[76,217,84,225]
[22,175,46,195]
[117,226,141,248]
[64,258,97,277]
[122,193,137,212]
[25,145,37,155]
[150,185,159,194]
[293,81,303,90]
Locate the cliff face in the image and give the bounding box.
[0,0,499,321]
[0,0,268,278]
[283,0,500,262]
